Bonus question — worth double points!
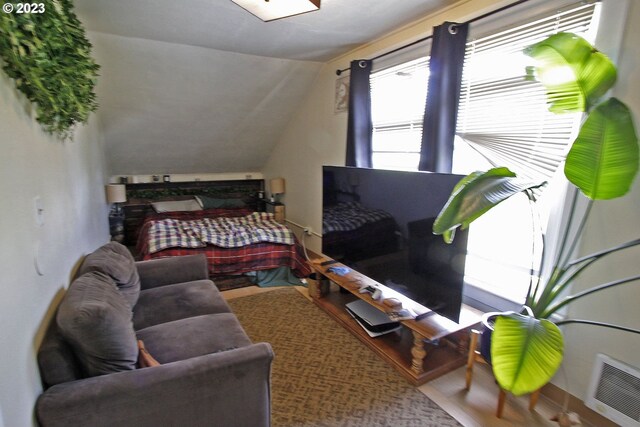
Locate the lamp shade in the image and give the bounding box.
[231,0,320,22]
[105,184,127,204]
[270,178,285,195]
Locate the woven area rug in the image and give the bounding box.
[228,288,462,427]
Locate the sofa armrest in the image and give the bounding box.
[135,254,209,289]
[36,342,273,427]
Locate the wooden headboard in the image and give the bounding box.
[122,179,264,247]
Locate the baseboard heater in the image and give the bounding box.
[585,353,640,427]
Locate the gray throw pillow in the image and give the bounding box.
[57,272,138,377]
[77,241,140,308]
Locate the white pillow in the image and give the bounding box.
[151,199,202,213]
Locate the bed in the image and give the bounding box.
[124,180,311,284]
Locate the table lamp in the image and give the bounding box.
[105,184,127,215]
[269,178,285,203]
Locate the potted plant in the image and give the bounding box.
[433,32,640,400]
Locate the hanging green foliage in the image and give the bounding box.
[0,0,100,138]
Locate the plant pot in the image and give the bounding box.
[480,311,501,363]
[479,308,535,365]
[480,311,518,363]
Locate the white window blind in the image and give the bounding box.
[370,57,429,171]
[453,1,600,307]
[455,2,600,183]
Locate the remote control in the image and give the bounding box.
[358,285,376,294]
[415,311,435,321]
[320,259,339,266]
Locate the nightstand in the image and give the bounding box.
[263,200,285,223]
[108,212,125,243]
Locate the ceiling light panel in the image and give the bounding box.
[231,0,321,22]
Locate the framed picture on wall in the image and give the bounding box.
[334,75,349,114]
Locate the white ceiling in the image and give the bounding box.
[75,0,459,175]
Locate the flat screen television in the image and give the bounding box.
[322,166,468,323]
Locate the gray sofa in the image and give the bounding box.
[36,242,273,427]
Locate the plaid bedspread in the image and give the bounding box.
[136,208,312,278]
[148,212,295,253]
[323,201,394,233]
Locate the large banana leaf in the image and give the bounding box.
[432,167,544,243]
[524,32,617,113]
[565,98,639,200]
[491,314,564,396]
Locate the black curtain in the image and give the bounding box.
[418,22,469,172]
[345,60,373,168]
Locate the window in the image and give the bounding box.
[369,1,601,310]
[453,2,600,308]
[370,58,429,171]
[455,2,600,183]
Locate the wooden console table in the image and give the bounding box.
[309,258,482,385]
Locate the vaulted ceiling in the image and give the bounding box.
[74,0,459,175]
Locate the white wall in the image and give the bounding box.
[0,71,109,425]
[260,59,346,244]
[263,0,640,403]
[89,31,323,176]
[562,0,640,398]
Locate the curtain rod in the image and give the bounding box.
[335,0,532,76]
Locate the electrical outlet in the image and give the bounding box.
[34,196,44,226]
[303,226,312,236]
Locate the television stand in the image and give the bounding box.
[309,258,482,385]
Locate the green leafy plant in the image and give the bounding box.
[433,33,640,396]
[0,0,100,138]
